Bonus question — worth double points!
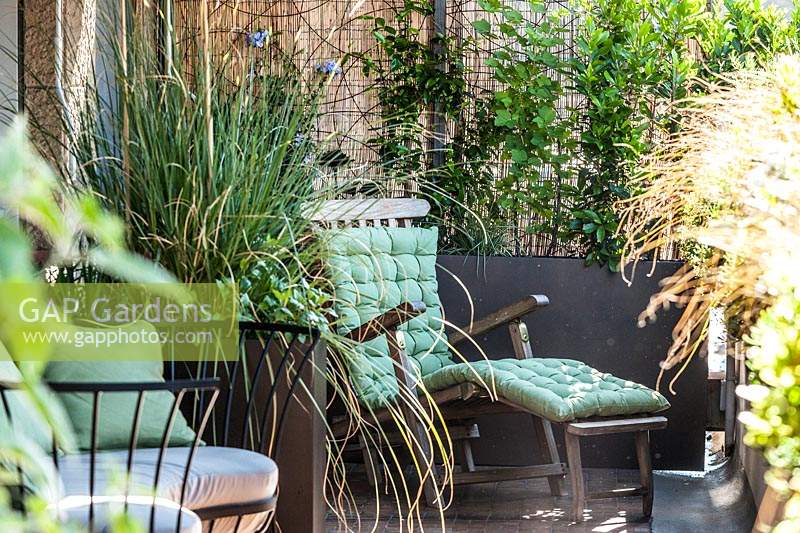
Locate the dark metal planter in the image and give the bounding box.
[436,255,706,471]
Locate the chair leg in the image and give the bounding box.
[405,415,439,507]
[635,430,654,518]
[455,436,476,473]
[359,432,383,489]
[531,416,563,496]
[565,431,585,523]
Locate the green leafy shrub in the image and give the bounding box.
[362,0,467,175]
[700,0,800,77]
[472,0,575,250]
[569,0,704,270]
[363,0,800,269]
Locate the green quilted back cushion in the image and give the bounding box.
[327,226,454,408]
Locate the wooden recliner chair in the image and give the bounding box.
[317,198,669,522]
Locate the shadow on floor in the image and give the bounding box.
[326,460,755,532]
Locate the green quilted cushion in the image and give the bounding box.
[44,322,198,451]
[327,226,453,408]
[422,358,670,422]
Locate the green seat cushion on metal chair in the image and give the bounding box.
[327,226,453,408]
[0,340,61,454]
[422,358,670,422]
[44,322,198,451]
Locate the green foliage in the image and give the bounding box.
[743,297,800,470]
[435,98,506,254]
[473,0,574,242]
[237,257,331,328]
[70,23,335,326]
[699,0,800,77]
[363,0,800,269]
[431,0,576,255]
[570,0,705,270]
[362,0,467,174]
[741,295,800,528]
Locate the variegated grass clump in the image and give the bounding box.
[620,55,800,385]
[619,55,800,528]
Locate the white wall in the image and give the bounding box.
[0,0,17,132]
[765,0,794,12]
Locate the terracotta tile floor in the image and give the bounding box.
[326,468,654,532]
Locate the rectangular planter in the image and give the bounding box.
[436,255,706,471]
[241,337,327,533]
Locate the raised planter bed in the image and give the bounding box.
[436,255,705,471]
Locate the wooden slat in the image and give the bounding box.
[451,463,566,486]
[344,301,427,343]
[345,423,479,453]
[310,198,431,222]
[388,330,438,506]
[509,320,534,360]
[358,432,383,487]
[566,431,585,522]
[455,439,476,472]
[635,431,654,517]
[330,384,484,436]
[439,399,523,420]
[427,383,480,405]
[566,416,668,436]
[449,295,549,346]
[531,417,563,496]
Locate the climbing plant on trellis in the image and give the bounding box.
[172,0,590,257]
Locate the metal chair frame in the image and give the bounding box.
[0,321,322,533]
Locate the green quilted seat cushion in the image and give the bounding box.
[422,358,670,422]
[327,226,453,408]
[327,224,670,421]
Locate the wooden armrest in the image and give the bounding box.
[449,294,549,346]
[345,301,427,343]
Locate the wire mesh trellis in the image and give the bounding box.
[173,0,396,170]
[447,0,584,256]
[170,0,631,258]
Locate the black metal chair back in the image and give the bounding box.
[0,321,321,533]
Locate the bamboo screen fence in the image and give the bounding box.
[172,1,598,257]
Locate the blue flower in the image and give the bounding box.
[315,59,343,78]
[247,30,269,49]
[293,133,305,147]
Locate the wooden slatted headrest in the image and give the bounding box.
[309,198,431,223]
